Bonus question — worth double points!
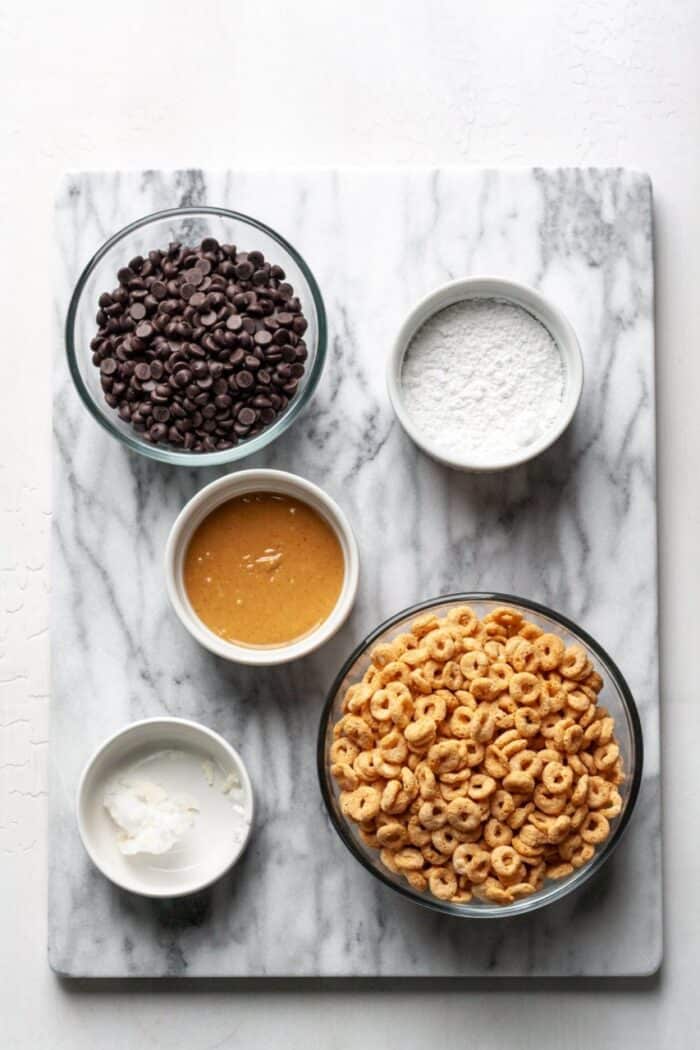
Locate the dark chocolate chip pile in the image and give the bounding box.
[90,238,309,452]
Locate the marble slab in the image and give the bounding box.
[49,169,661,977]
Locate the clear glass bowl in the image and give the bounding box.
[317,593,643,919]
[65,207,327,466]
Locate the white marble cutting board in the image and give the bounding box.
[49,169,661,977]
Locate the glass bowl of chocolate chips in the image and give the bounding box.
[66,207,327,465]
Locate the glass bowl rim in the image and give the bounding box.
[316,590,644,919]
[65,205,328,467]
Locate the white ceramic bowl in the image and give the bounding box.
[77,717,254,898]
[164,469,360,665]
[387,276,584,472]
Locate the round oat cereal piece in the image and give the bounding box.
[542,761,574,796]
[465,850,491,884]
[428,866,458,900]
[341,784,381,822]
[580,810,610,844]
[446,795,482,832]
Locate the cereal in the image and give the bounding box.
[330,738,359,765]
[425,628,456,662]
[465,851,491,883]
[340,785,381,822]
[514,706,541,738]
[404,715,437,752]
[467,773,497,800]
[542,761,573,795]
[379,729,408,765]
[472,677,498,701]
[393,847,425,871]
[450,706,475,738]
[412,613,441,638]
[419,798,449,830]
[509,672,541,705]
[491,845,521,879]
[375,822,407,849]
[580,811,610,844]
[560,645,589,680]
[534,632,566,671]
[428,866,458,900]
[483,818,513,848]
[415,693,447,722]
[415,762,438,800]
[460,650,490,680]
[503,770,535,795]
[490,788,515,821]
[331,762,359,791]
[330,606,625,906]
[446,795,482,832]
[484,745,510,779]
[432,827,462,855]
[600,790,622,820]
[405,870,428,892]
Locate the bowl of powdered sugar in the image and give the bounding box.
[387,277,583,471]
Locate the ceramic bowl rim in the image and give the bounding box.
[164,468,360,665]
[386,276,584,472]
[76,716,255,898]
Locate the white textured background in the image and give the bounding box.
[0,1,697,1047]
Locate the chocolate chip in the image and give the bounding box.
[235,370,254,390]
[238,406,257,426]
[235,261,254,280]
[173,368,192,388]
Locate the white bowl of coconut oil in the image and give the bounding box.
[77,718,254,897]
[387,277,583,472]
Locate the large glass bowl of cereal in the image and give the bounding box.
[317,594,643,918]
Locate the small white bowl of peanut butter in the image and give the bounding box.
[164,469,360,665]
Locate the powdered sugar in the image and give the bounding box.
[400,298,565,464]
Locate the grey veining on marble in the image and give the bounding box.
[49,169,661,977]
